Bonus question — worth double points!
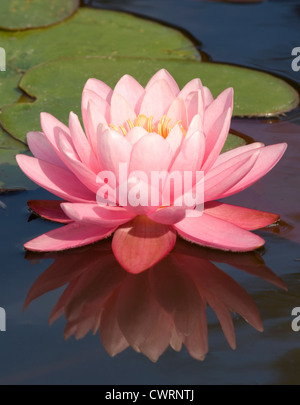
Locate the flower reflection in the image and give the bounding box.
[24,239,285,362]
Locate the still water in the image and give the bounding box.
[0,0,300,385]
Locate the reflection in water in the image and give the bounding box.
[24,239,285,362]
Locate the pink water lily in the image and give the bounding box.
[17,69,286,274]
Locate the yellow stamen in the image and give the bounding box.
[109,114,186,138]
[119,125,127,136]
[109,123,120,132]
[127,119,135,129]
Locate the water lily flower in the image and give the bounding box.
[17,69,286,274]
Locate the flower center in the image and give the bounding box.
[109,114,185,138]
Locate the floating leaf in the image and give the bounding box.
[0,8,199,73]
[0,0,80,31]
[222,133,246,152]
[0,8,199,111]
[0,57,297,143]
[0,68,22,107]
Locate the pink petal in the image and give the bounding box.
[24,222,116,251]
[148,206,187,225]
[58,134,100,194]
[126,127,148,145]
[173,213,265,251]
[203,86,214,107]
[120,177,160,216]
[110,92,136,127]
[178,78,203,102]
[83,78,113,102]
[85,100,108,154]
[202,88,233,171]
[27,131,66,169]
[129,133,173,176]
[185,114,203,138]
[28,200,72,223]
[170,129,205,174]
[16,155,95,203]
[97,126,132,179]
[112,216,177,273]
[82,89,111,124]
[166,98,188,130]
[139,79,176,124]
[166,124,184,156]
[61,203,135,227]
[185,90,205,124]
[145,69,180,96]
[220,143,287,198]
[69,112,100,173]
[40,113,71,154]
[113,74,145,113]
[204,149,260,201]
[212,142,264,168]
[205,201,279,230]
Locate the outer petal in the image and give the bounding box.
[129,133,173,176]
[58,134,100,193]
[166,98,188,130]
[202,86,214,107]
[40,112,71,155]
[110,92,137,127]
[185,114,203,138]
[27,131,66,169]
[139,79,176,124]
[185,90,205,124]
[204,201,279,230]
[83,78,113,101]
[202,88,233,171]
[61,203,135,227]
[219,143,287,198]
[177,78,203,102]
[97,126,132,179]
[112,216,177,273]
[126,127,148,145]
[211,142,264,168]
[24,222,117,251]
[82,89,111,125]
[16,155,95,203]
[113,74,145,113]
[28,200,72,223]
[85,99,108,153]
[145,69,180,96]
[173,213,265,251]
[148,206,187,225]
[204,150,260,202]
[170,129,205,174]
[69,112,99,173]
[166,124,184,156]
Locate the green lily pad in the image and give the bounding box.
[222,133,246,152]
[0,67,23,107]
[0,0,80,31]
[0,57,297,143]
[0,8,199,73]
[0,7,200,112]
[0,127,35,191]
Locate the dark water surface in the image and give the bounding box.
[0,0,300,385]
